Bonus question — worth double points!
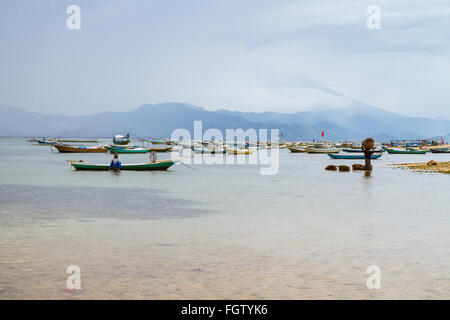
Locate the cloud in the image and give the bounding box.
[0,0,449,119]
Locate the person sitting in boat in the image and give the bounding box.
[109,152,121,171]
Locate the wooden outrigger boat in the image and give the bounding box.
[191,147,226,154]
[151,140,167,144]
[288,147,306,153]
[305,147,340,154]
[226,148,254,155]
[113,135,130,145]
[429,148,450,153]
[343,148,383,153]
[105,145,150,154]
[57,139,99,143]
[68,159,180,171]
[342,148,364,153]
[53,144,107,153]
[149,146,173,152]
[36,139,57,145]
[328,153,382,160]
[385,148,427,154]
[406,147,430,152]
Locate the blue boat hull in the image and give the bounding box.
[328,154,382,160]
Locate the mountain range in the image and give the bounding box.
[1,102,449,142]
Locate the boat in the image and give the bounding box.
[113,135,130,145]
[151,140,167,144]
[191,147,226,154]
[149,146,173,152]
[328,153,382,160]
[36,139,57,145]
[342,148,364,153]
[105,145,150,154]
[68,159,180,171]
[226,148,254,155]
[56,139,99,143]
[305,147,341,154]
[385,148,428,154]
[429,148,450,153]
[343,148,384,153]
[248,143,266,148]
[288,147,307,153]
[406,147,430,152]
[53,144,107,153]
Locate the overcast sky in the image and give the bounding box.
[1,0,449,118]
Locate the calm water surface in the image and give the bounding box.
[0,138,449,299]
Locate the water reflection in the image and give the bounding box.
[0,184,211,226]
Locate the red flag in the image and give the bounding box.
[321,131,324,137]
[441,137,444,145]
[281,133,283,137]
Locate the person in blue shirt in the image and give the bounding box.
[109,152,121,171]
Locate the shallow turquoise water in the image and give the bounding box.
[0,138,449,299]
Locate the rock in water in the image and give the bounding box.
[352,164,366,171]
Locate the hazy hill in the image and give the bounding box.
[1,102,449,141]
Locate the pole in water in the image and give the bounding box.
[150,151,157,162]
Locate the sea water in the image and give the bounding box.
[0,138,448,299]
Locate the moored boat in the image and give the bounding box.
[305,147,341,154]
[56,139,99,143]
[113,134,130,145]
[151,140,167,144]
[191,147,226,154]
[343,148,383,153]
[149,146,173,152]
[429,148,450,153]
[328,153,382,160]
[36,139,57,145]
[53,144,107,153]
[342,148,364,153]
[385,148,428,154]
[406,147,430,152]
[226,148,254,155]
[68,159,180,171]
[105,145,150,154]
[288,147,307,153]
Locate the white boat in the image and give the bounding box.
[113,134,130,145]
[305,147,341,154]
[192,147,225,154]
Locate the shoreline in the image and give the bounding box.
[389,161,450,174]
